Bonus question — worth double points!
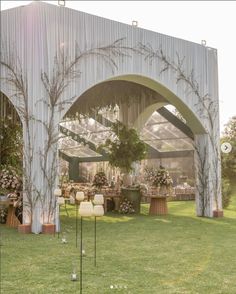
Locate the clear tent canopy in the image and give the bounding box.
[59,106,193,160]
[58,80,194,163]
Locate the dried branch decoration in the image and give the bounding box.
[137,43,220,215]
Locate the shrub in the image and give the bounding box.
[222,178,232,208]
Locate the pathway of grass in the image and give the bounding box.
[1,194,236,294]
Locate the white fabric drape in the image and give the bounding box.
[0,2,221,232]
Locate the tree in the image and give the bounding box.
[101,121,146,173]
[221,116,236,182]
[0,115,22,171]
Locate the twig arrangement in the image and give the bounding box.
[0,46,39,224]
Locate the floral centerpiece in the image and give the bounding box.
[144,166,157,185]
[119,198,135,214]
[92,171,108,190]
[0,166,22,223]
[152,166,173,195]
[0,166,22,195]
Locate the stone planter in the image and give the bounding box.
[213,210,224,218]
[18,224,31,234]
[121,188,141,213]
[42,224,56,234]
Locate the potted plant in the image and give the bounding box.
[100,121,146,213]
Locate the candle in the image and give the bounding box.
[62,238,67,244]
[71,273,77,281]
[61,232,67,244]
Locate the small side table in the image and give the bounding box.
[149,197,168,215]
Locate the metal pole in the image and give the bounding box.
[80,217,83,294]
[94,216,97,267]
[0,230,2,294]
[54,201,56,238]
[58,205,60,239]
[76,202,78,248]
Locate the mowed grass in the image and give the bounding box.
[1,191,236,294]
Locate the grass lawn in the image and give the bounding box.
[1,191,236,294]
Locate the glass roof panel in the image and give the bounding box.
[60,106,193,159]
[60,118,111,147]
[58,135,102,158]
[141,111,193,152]
[61,147,102,158]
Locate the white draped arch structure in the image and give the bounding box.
[0,2,221,233]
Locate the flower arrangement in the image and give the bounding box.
[0,207,8,224]
[0,167,22,194]
[152,166,173,188]
[144,166,156,184]
[119,198,135,214]
[92,171,108,189]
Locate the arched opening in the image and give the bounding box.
[0,91,23,169]
[57,75,207,214]
[0,91,23,225]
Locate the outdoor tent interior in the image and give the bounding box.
[58,80,195,199]
[0,92,21,125]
